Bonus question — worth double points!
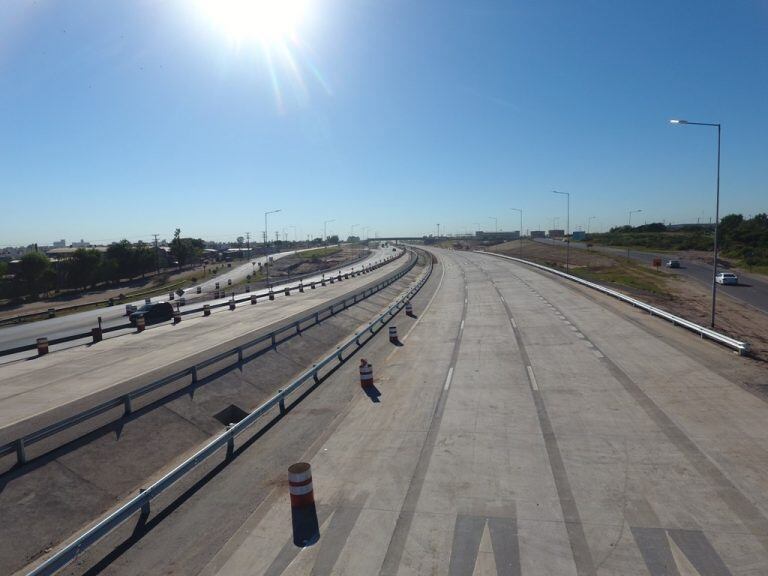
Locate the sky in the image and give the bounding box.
[1,0,766,246]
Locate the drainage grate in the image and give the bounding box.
[213,404,249,426]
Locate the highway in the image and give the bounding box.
[43,248,768,575]
[534,237,768,314]
[0,247,392,359]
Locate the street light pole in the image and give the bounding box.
[627,209,642,260]
[488,216,498,233]
[553,191,570,273]
[670,118,721,328]
[510,208,523,258]
[324,219,335,247]
[264,209,281,286]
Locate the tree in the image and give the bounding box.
[170,229,204,268]
[63,249,103,290]
[17,252,52,297]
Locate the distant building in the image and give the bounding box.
[530,231,546,239]
[571,230,586,241]
[548,229,565,238]
[474,230,520,242]
[71,239,91,248]
[52,239,66,248]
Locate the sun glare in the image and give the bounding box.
[197,0,310,45]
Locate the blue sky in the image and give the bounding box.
[1,0,766,245]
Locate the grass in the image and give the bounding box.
[569,261,671,297]
[296,247,342,259]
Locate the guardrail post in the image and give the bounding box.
[16,438,27,465]
[226,425,235,460]
[336,347,343,361]
[237,347,243,363]
[139,488,150,522]
[124,395,132,417]
[278,389,286,415]
[191,366,198,384]
[271,333,277,348]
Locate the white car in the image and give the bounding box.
[715,272,738,285]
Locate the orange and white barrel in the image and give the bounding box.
[250,295,257,305]
[405,302,414,316]
[203,304,211,316]
[136,316,146,332]
[388,325,398,343]
[359,359,374,388]
[37,337,49,356]
[288,462,320,546]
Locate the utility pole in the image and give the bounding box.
[246,232,251,259]
[437,223,440,238]
[152,234,160,274]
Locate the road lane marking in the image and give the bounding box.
[460,320,465,331]
[594,350,605,359]
[500,295,505,302]
[526,365,539,391]
[510,317,518,329]
[444,366,454,391]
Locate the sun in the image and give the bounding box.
[196,0,311,45]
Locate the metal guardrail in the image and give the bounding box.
[479,251,750,355]
[24,248,432,576]
[0,250,405,359]
[1,249,416,467]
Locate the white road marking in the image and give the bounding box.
[500,295,505,302]
[444,366,454,391]
[526,365,539,391]
[510,317,518,329]
[460,320,465,331]
[594,350,605,359]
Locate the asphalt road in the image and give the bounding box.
[0,247,393,357]
[55,248,768,575]
[533,237,768,314]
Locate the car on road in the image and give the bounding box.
[715,272,739,285]
[665,259,681,268]
[129,302,174,325]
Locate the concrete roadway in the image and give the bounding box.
[78,248,768,575]
[0,247,394,358]
[533,236,768,314]
[0,250,406,449]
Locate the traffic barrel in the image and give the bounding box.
[250,295,257,305]
[203,304,211,316]
[245,285,250,293]
[344,272,349,279]
[284,287,291,296]
[311,282,316,290]
[359,359,373,389]
[337,273,342,282]
[215,282,220,290]
[145,298,151,305]
[288,462,320,547]
[37,337,49,356]
[405,302,414,317]
[330,277,335,284]
[179,297,186,306]
[136,316,146,332]
[299,283,304,293]
[169,292,175,300]
[173,311,181,324]
[321,279,326,286]
[91,327,103,343]
[196,286,202,294]
[125,304,136,316]
[269,290,275,301]
[229,300,236,311]
[389,325,398,344]
[227,278,232,285]
[47,308,56,318]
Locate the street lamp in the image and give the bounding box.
[552,190,570,272]
[670,118,722,328]
[488,216,498,232]
[264,209,281,286]
[324,219,335,246]
[510,208,523,258]
[627,209,642,259]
